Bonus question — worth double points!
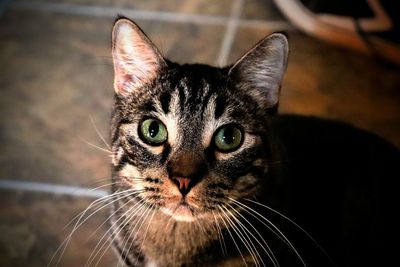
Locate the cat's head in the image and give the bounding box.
[110,18,288,222]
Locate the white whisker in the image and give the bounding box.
[217,206,249,267]
[231,197,307,267]
[245,197,332,263]
[89,114,111,150]
[246,197,337,265]
[114,201,152,267]
[65,189,138,231]
[118,201,154,267]
[49,189,137,267]
[212,211,228,257]
[86,190,145,242]
[225,202,279,267]
[79,136,112,154]
[119,204,151,264]
[86,197,146,267]
[131,205,157,266]
[220,205,263,267]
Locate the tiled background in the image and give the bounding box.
[0,0,399,266]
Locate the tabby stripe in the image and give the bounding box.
[177,83,186,111]
[214,95,227,119]
[141,100,157,112]
[112,230,145,267]
[204,146,217,164]
[190,79,207,110]
[201,90,218,118]
[115,153,133,172]
[159,91,171,114]
[208,182,229,190]
[160,143,171,164]
[123,138,167,168]
[111,129,120,145]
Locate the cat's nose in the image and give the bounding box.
[168,152,207,196]
[172,177,192,196]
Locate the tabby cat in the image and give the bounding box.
[109,18,399,267]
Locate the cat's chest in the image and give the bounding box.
[136,214,217,266]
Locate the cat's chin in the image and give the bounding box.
[161,203,198,222]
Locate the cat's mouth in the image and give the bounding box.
[161,198,199,222]
[175,201,194,216]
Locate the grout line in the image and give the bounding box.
[0,179,108,198]
[240,19,295,31]
[216,0,244,67]
[10,0,293,30]
[11,1,229,25]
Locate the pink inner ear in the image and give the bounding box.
[113,54,159,96]
[112,21,163,96]
[114,71,134,96]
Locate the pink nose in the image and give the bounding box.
[172,177,192,195]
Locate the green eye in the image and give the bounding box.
[214,125,243,152]
[139,118,168,145]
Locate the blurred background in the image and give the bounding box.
[0,0,399,266]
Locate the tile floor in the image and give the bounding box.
[0,0,399,266]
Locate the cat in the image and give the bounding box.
[109,17,399,267]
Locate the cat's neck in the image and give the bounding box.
[130,208,219,266]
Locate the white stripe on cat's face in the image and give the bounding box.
[156,90,181,148]
[202,94,220,148]
[112,146,124,167]
[119,164,143,191]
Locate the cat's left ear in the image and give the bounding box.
[112,19,167,97]
[228,33,288,111]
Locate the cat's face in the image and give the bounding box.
[110,19,288,222]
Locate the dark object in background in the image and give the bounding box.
[273,0,400,64]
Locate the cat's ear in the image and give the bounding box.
[112,19,166,97]
[228,33,288,111]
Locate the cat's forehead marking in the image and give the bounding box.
[201,94,220,147]
[139,71,234,153]
[159,91,171,114]
[179,77,190,97]
[150,89,182,150]
[213,95,227,120]
[169,89,181,116]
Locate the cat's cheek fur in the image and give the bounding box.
[118,164,143,189]
[231,173,259,199]
[112,146,125,167]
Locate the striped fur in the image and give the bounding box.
[110,18,288,267]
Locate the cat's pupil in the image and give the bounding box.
[149,121,159,138]
[223,127,234,144]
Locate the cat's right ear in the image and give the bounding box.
[112,19,166,97]
[228,33,288,111]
